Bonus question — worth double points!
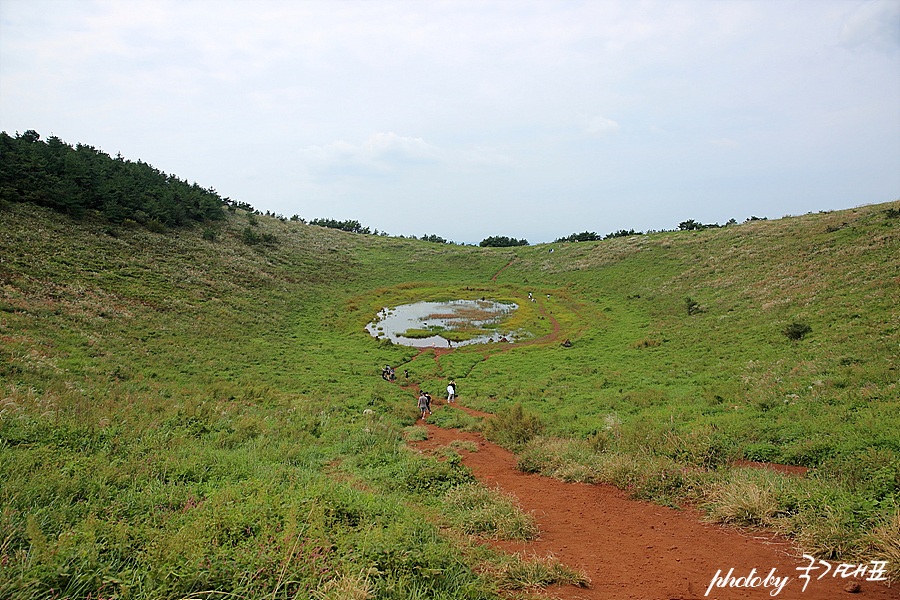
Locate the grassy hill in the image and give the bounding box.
[1,196,898,598]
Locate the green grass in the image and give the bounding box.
[441,483,539,541]
[1,198,899,595]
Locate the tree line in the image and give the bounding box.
[0,130,226,227]
[2,130,768,243]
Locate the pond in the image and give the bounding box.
[365,299,523,348]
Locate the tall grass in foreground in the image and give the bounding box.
[0,380,505,599]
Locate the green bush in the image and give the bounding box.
[684,296,700,315]
[145,219,167,234]
[782,321,812,341]
[242,226,261,245]
[402,453,473,495]
[441,483,539,540]
[482,403,544,450]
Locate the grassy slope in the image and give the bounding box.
[477,205,900,459]
[1,198,898,598]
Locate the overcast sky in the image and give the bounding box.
[2,0,898,244]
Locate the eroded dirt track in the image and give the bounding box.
[408,404,899,600]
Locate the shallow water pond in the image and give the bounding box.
[365,299,522,347]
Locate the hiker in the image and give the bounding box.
[447,380,456,403]
[425,392,433,415]
[403,369,409,379]
[381,366,390,381]
[389,367,395,381]
[417,392,430,419]
[561,339,572,348]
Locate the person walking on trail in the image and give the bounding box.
[447,380,456,403]
[425,392,433,415]
[417,392,430,420]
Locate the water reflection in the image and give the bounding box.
[365,299,521,347]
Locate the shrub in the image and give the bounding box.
[402,425,428,441]
[242,226,261,245]
[703,470,794,528]
[482,403,544,450]
[401,453,473,495]
[428,407,483,431]
[145,219,167,234]
[684,297,700,315]
[516,437,598,482]
[202,228,218,241]
[782,321,812,341]
[442,483,539,540]
[632,337,661,348]
[744,442,780,462]
[448,440,478,453]
[488,553,590,590]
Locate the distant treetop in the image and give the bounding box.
[554,231,602,243]
[479,235,529,248]
[0,130,229,227]
[309,218,371,234]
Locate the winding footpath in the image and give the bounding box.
[408,401,899,600]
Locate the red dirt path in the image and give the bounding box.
[408,403,898,600]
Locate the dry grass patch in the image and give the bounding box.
[312,569,376,600]
[864,509,900,583]
[702,470,791,528]
[485,552,591,591]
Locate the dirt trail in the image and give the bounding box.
[492,260,516,280]
[408,403,899,600]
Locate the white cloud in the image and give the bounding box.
[840,0,900,52]
[363,132,443,163]
[299,132,514,179]
[585,116,621,137]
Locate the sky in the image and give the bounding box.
[1,0,898,244]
